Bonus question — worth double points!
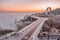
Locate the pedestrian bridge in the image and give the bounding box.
[0,16,48,40]
[19,16,48,40]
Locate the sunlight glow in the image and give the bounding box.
[0,0,60,12]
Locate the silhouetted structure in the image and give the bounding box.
[46,7,52,15]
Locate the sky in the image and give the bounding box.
[0,0,60,12]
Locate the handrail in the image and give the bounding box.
[29,18,48,40]
[21,18,48,40]
[19,18,42,40]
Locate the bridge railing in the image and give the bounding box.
[28,18,48,40]
[18,18,41,40]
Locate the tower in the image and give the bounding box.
[46,7,52,15]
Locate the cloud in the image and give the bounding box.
[0,0,60,11]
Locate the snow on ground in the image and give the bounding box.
[0,12,33,30]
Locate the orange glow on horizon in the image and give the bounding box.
[0,0,60,12]
[0,6,46,12]
[0,5,60,12]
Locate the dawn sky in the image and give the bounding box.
[0,0,60,12]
